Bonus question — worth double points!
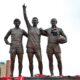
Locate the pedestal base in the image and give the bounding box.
[1,76,80,80]
[24,77,80,80]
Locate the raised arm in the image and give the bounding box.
[59,28,67,43]
[4,29,11,45]
[23,4,32,30]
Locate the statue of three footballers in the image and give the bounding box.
[4,4,67,77]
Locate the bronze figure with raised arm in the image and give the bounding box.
[23,4,43,77]
[4,18,28,77]
[40,18,67,76]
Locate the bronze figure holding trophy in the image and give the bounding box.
[40,18,67,76]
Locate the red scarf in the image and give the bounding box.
[2,76,24,80]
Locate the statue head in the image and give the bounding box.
[14,18,21,28]
[51,18,57,26]
[32,17,38,27]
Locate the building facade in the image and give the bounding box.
[0,60,11,78]
[0,62,6,77]
[6,60,11,77]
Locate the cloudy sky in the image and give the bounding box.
[0,0,80,77]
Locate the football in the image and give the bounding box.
[57,35,66,44]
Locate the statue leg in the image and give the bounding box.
[47,53,53,76]
[17,53,23,76]
[35,50,43,74]
[28,52,34,77]
[55,53,62,76]
[10,53,16,77]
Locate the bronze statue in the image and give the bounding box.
[40,18,67,76]
[4,19,28,77]
[22,4,43,77]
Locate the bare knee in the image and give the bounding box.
[11,59,15,65]
[18,61,22,68]
[39,60,42,66]
[57,58,62,65]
